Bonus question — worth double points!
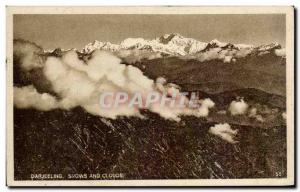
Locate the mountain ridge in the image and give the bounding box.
[80,33,283,57]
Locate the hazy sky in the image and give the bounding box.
[14,14,286,50]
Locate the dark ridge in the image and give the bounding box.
[13,38,44,51]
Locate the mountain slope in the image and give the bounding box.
[14,107,286,180]
[128,52,286,96]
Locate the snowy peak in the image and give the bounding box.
[158,33,189,45]
[209,39,229,48]
[83,40,120,53]
[158,33,208,54]
[120,38,152,50]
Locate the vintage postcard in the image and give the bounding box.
[6,6,294,186]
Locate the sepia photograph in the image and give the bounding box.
[6,6,294,186]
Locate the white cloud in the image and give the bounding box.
[223,55,232,63]
[117,49,162,63]
[42,50,153,118]
[209,123,238,144]
[228,99,249,115]
[196,98,215,117]
[14,85,58,111]
[192,47,253,63]
[274,48,286,57]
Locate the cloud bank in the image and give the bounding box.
[13,40,215,121]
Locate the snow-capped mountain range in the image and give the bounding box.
[81,33,282,56]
